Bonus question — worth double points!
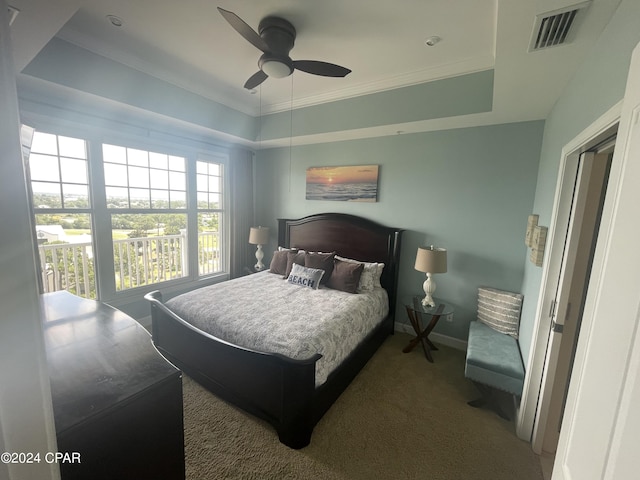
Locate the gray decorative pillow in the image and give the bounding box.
[284,251,306,278]
[477,287,523,338]
[269,249,296,275]
[304,251,335,285]
[334,255,382,292]
[287,263,324,290]
[327,259,364,294]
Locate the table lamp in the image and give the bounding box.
[249,226,269,271]
[414,246,447,307]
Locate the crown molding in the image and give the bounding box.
[257,55,495,115]
[254,109,544,149]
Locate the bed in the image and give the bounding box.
[144,213,403,448]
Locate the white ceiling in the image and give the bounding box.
[10,0,621,127]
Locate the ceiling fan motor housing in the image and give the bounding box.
[258,16,296,77]
[258,16,296,54]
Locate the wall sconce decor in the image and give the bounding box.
[525,214,547,267]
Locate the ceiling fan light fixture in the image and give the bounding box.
[259,56,293,78]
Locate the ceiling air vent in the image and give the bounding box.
[529,1,591,52]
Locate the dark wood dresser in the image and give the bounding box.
[41,291,185,480]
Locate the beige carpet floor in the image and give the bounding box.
[182,332,544,480]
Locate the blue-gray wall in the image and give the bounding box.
[255,121,544,340]
[519,0,640,365]
[22,37,256,141]
[260,70,494,139]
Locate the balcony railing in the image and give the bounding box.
[38,232,221,299]
[38,241,95,299]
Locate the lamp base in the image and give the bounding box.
[254,245,265,271]
[421,294,436,308]
[422,273,437,308]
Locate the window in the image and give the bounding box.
[26,128,229,300]
[29,132,96,298]
[30,133,90,209]
[103,144,189,291]
[103,144,187,209]
[197,159,224,276]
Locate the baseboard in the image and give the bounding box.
[394,323,467,351]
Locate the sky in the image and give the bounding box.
[306,165,379,184]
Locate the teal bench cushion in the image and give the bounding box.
[465,321,525,396]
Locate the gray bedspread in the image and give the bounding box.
[165,270,389,385]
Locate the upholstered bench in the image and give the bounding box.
[466,321,525,394]
[464,287,525,420]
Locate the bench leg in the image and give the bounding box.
[468,382,512,421]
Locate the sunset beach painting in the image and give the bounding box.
[306,165,379,202]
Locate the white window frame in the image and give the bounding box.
[194,153,229,279]
[29,131,97,299]
[23,116,231,305]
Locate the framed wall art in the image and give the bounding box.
[305,165,379,202]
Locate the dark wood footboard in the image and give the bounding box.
[145,290,321,448]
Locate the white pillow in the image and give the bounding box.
[334,255,384,292]
[278,246,303,252]
[287,263,324,290]
[373,263,385,288]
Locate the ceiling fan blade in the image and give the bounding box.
[244,70,269,90]
[217,7,269,52]
[293,60,351,77]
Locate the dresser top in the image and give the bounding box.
[41,291,180,434]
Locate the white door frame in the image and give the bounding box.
[553,39,640,479]
[516,102,622,447]
[534,149,613,454]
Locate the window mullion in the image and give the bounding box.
[187,154,199,280]
[88,138,116,301]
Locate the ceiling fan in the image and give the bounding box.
[217,7,352,90]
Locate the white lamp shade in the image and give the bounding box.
[249,227,269,245]
[414,246,447,274]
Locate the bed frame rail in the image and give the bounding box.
[145,290,321,448]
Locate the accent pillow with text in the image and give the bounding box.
[287,263,325,290]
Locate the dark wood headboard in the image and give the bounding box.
[278,213,403,320]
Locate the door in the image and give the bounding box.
[553,40,640,479]
[532,149,612,454]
